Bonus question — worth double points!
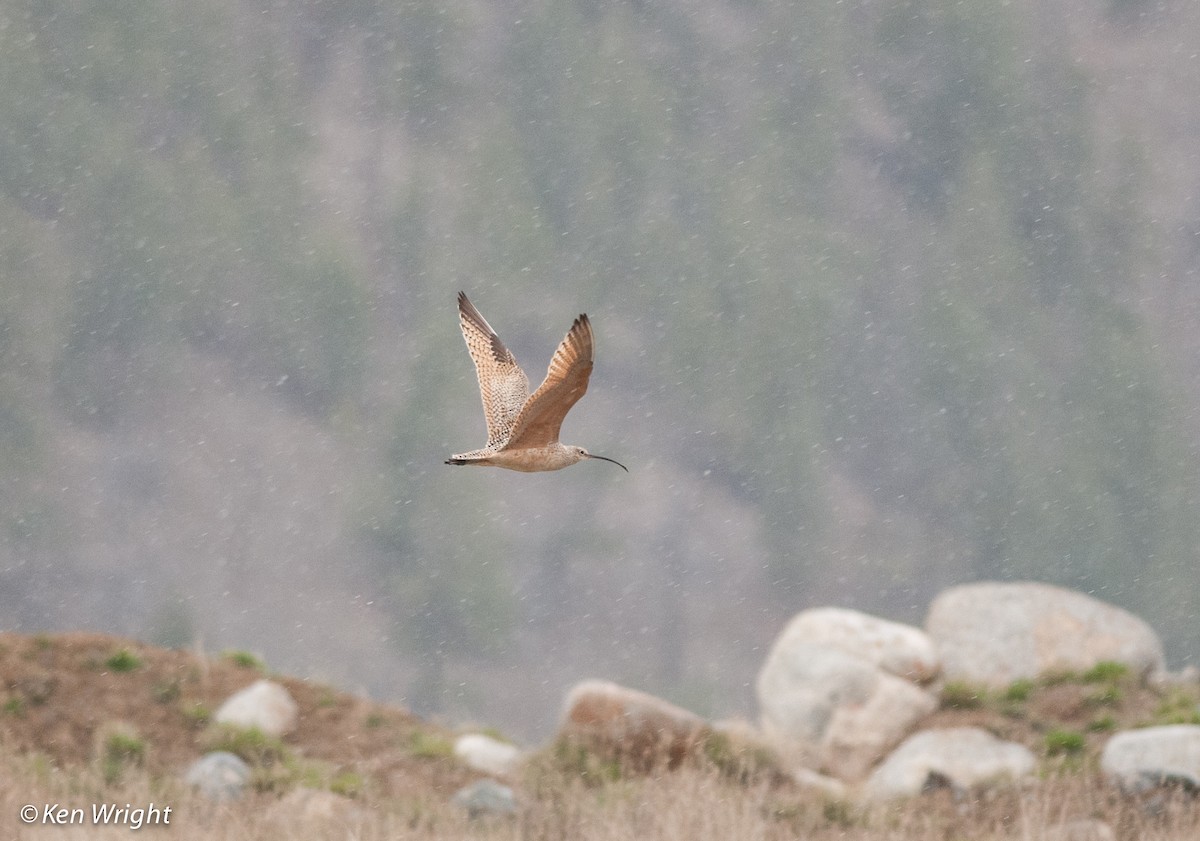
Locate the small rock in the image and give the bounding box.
[863,727,1036,800]
[452,779,517,819]
[454,734,521,777]
[184,751,251,800]
[1043,819,1116,841]
[215,679,299,737]
[1101,724,1200,793]
[926,582,1165,687]
[559,679,708,771]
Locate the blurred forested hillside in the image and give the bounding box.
[1,0,1198,737]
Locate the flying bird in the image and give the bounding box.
[445,292,628,473]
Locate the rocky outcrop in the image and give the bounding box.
[556,583,1187,805]
[925,582,1165,687]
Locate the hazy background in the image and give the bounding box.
[1,0,1199,741]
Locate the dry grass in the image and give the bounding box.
[3,752,1199,841]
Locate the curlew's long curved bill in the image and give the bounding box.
[585,453,628,472]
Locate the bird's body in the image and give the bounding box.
[448,444,592,473]
[446,292,627,473]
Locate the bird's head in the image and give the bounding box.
[574,446,628,472]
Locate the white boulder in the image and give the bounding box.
[757,641,936,780]
[926,582,1165,687]
[1100,725,1200,792]
[863,727,1036,800]
[454,733,522,777]
[214,679,299,737]
[773,607,941,682]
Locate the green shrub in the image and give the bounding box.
[223,650,265,671]
[408,730,454,760]
[104,648,142,673]
[1043,729,1086,755]
[1003,678,1035,703]
[1082,661,1129,684]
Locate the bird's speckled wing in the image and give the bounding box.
[457,292,530,450]
[504,313,594,450]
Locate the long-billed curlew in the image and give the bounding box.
[445,292,628,473]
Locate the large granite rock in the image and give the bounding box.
[926,582,1165,687]
[772,607,941,683]
[757,637,936,780]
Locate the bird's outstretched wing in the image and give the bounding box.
[504,313,594,450]
[457,292,531,450]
